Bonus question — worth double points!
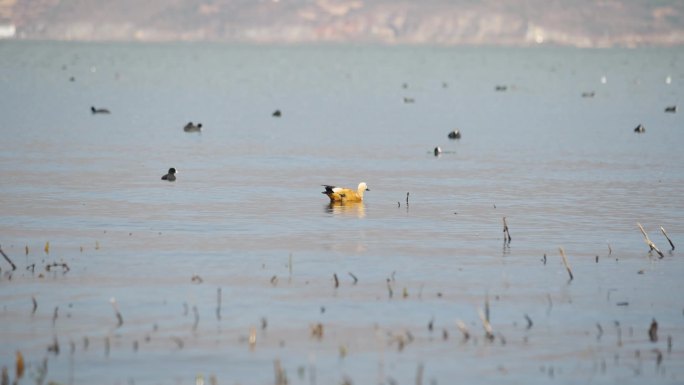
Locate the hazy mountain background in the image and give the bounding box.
[1,0,683,47]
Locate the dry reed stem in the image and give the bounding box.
[416,363,424,385]
[478,308,494,341]
[110,298,123,328]
[216,288,222,321]
[660,226,675,250]
[0,246,16,271]
[249,327,257,349]
[274,359,287,385]
[15,351,24,379]
[638,222,665,258]
[455,319,470,341]
[502,217,512,243]
[649,319,658,342]
[559,248,574,281]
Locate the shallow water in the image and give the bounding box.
[1,41,683,385]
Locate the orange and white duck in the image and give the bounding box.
[322,182,369,203]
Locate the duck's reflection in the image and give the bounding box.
[325,201,366,218]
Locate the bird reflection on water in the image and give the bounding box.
[325,201,366,218]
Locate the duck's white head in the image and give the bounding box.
[358,182,369,193]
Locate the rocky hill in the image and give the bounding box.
[2,0,683,47]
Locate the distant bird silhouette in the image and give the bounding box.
[495,85,507,92]
[403,97,415,103]
[322,182,369,203]
[634,124,645,133]
[272,110,282,117]
[91,106,110,114]
[434,146,442,156]
[448,130,461,139]
[183,122,202,132]
[161,168,177,181]
[665,105,677,113]
[581,91,595,98]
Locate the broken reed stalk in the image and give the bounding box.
[249,327,257,349]
[216,288,222,321]
[348,272,358,284]
[192,305,199,332]
[478,308,495,341]
[660,226,675,250]
[333,273,339,288]
[455,319,470,341]
[415,363,424,385]
[274,359,287,385]
[649,319,658,342]
[559,248,574,281]
[502,217,511,243]
[0,245,17,271]
[110,298,123,328]
[524,314,533,330]
[638,222,665,258]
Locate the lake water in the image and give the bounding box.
[0,41,683,385]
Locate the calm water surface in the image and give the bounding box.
[1,41,683,385]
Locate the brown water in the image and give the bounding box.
[1,41,683,385]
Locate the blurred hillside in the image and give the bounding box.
[1,0,683,47]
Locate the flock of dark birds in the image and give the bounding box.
[633,104,676,133]
[91,88,677,179]
[90,106,284,182]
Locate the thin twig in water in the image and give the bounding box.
[608,242,612,255]
[660,226,675,250]
[249,327,257,349]
[415,363,424,385]
[502,217,512,244]
[596,323,603,341]
[193,305,199,332]
[333,273,339,288]
[524,314,533,330]
[649,319,658,342]
[455,319,470,341]
[348,272,358,284]
[478,308,495,341]
[0,245,16,271]
[47,336,60,355]
[171,336,184,349]
[559,248,574,281]
[216,288,222,321]
[485,294,490,323]
[31,297,37,315]
[274,359,288,385]
[110,297,123,328]
[386,278,393,299]
[638,223,665,258]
